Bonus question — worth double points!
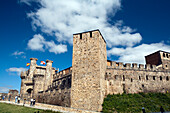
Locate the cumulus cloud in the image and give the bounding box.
[6,67,27,76]
[21,0,142,47]
[27,34,67,54]
[12,51,26,59]
[108,42,170,64]
[12,51,24,56]
[0,87,9,93]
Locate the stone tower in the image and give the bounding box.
[71,29,107,111]
[29,58,38,78]
[145,50,170,69]
[44,60,53,91]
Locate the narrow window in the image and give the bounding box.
[146,75,148,80]
[160,76,162,80]
[131,78,133,82]
[80,33,82,39]
[163,53,165,57]
[115,75,118,80]
[142,84,144,88]
[90,31,92,38]
[139,76,141,80]
[123,75,125,81]
[153,76,155,80]
[166,76,169,81]
[166,54,169,58]
[123,84,126,93]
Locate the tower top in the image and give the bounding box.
[73,29,106,43]
[46,59,53,63]
[30,58,38,61]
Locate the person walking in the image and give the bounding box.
[23,98,26,106]
[8,94,11,101]
[18,96,20,104]
[33,99,36,106]
[15,96,18,103]
[30,98,33,106]
[2,96,5,100]
[160,106,165,113]
[142,107,146,113]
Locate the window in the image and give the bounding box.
[166,76,169,81]
[166,54,169,58]
[142,84,144,88]
[139,76,141,80]
[80,33,82,39]
[115,75,118,80]
[153,76,155,80]
[146,75,148,80]
[160,76,162,80]
[123,75,125,81]
[163,53,165,57]
[131,78,133,82]
[90,31,92,38]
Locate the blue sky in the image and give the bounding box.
[0,0,169,93]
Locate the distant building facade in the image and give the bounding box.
[20,29,170,111]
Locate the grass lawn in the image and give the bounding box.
[0,102,61,113]
[102,92,170,113]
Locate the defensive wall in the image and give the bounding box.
[20,29,170,112]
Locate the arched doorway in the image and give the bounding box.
[26,88,33,99]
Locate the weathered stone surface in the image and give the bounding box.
[20,29,170,112]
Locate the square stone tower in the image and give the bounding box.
[71,29,107,111]
[145,50,170,69]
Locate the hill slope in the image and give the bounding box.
[102,93,170,113]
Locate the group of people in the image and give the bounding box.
[15,96,21,103]
[30,98,36,106]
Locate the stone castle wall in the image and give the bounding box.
[37,68,72,107]
[105,62,170,95]
[20,29,170,112]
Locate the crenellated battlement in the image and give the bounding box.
[106,60,169,72]
[53,67,72,81]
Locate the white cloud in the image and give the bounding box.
[12,51,24,56]
[19,0,38,6]
[22,0,142,47]
[27,34,67,54]
[108,42,170,64]
[6,67,27,76]
[0,87,9,93]
[27,34,45,51]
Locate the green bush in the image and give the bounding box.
[102,93,170,113]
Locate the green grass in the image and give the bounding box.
[102,92,170,113]
[0,103,61,113]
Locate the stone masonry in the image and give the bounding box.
[20,29,170,112]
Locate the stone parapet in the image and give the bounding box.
[106,61,169,72]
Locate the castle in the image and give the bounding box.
[20,29,170,111]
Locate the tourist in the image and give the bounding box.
[30,98,33,106]
[15,96,18,103]
[33,99,36,106]
[8,94,11,101]
[2,96,5,100]
[142,107,146,113]
[160,106,165,113]
[18,96,20,104]
[23,98,26,105]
